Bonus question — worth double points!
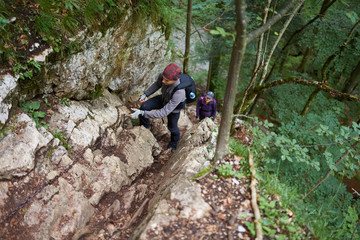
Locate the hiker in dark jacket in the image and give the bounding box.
[196,91,217,121]
[129,63,186,150]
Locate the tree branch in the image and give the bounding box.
[282,0,337,50]
[249,149,263,240]
[246,0,299,44]
[253,77,360,102]
[257,0,305,87]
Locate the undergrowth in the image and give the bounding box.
[233,114,360,239]
[0,0,172,80]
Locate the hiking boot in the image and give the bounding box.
[167,143,177,151]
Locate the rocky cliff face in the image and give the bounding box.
[0,10,168,125]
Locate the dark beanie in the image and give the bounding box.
[163,63,181,80]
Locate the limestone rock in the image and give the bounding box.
[24,178,95,240]
[133,118,218,240]
[0,114,53,179]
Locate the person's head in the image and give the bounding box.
[205,91,214,103]
[162,63,181,85]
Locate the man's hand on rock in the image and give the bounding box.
[128,108,144,119]
[138,94,146,103]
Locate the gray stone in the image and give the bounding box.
[0,114,53,179]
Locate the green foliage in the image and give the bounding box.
[13,60,42,80]
[20,100,48,129]
[1,0,173,81]
[258,195,306,239]
[194,167,212,179]
[65,0,80,11]
[19,97,70,149]
[51,129,70,149]
[134,0,173,39]
[333,206,360,239]
[209,26,234,40]
[216,164,243,179]
[56,96,71,106]
[245,114,360,239]
[89,84,103,99]
[296,3,360,80]
[229,138,311,238]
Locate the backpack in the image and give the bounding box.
[173,73,197,104]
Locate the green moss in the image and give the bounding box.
[194,167,212,179]
[89,84,103,99]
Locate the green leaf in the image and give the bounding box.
[31,102,40,110]
[97,4,104,11]
[268,200,276,208]
[286,225,297,233]
[263,226,276,237]
[244,222,255,236]
[209,29,220,35]
[106,0,117,7]
[36,111,46,118]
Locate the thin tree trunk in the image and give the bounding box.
[300,54,334,116]
[233,0,271,118]
[259,0,337,89]
[300,89,320,116]
[246,0,299,44]
[240,0,305,115]
[258,0,304,87]
[183,0,192,73]
[206,57,212,91]
[208,53,221,94]
[343,60,360,94]
[214,0,247,162]
[297,47,310,72]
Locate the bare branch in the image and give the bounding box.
[246,0,299,44]
[257,0,305,86]
[249,150,263,240]
[254,77,360,102]
[352,188,360,197]
[282,0,338,50]
[236,0,272,116]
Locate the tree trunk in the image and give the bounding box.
[233,0,271,118]
[214,0,247,162]
[183,0,192,73]
[300,89,320,116]
[207,49,221,94]
[343,60,360,94]
[297,47,310,73]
